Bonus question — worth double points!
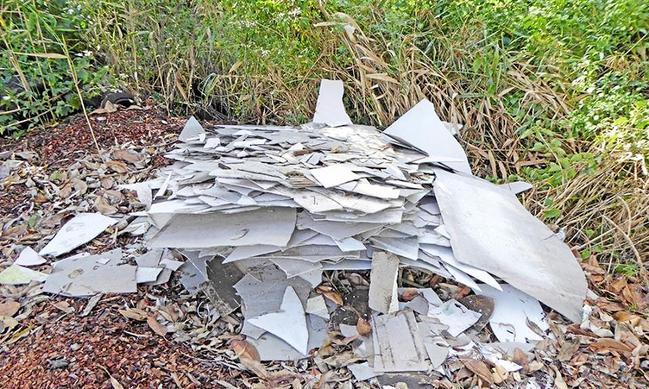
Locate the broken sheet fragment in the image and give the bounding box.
[14,247,46,266]
[149,208,296,249]
[383,99,471,173]
[248,286,309,355]
[312,79,352,127]
[477,284,549,343]
[433,168,587,322]
[0,265,47,285]
[368,252,399,314]
[39,213,118,257]
[372,310,428,372]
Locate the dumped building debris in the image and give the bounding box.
[6,79,590,382]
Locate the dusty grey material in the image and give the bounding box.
[204,258,243,317]
[0,265,48,285]
[477,284,548,343]
[500,180,534,195]
[249,314,327,361]
[310,164,360,188]
[43,258,136,297]
[372,310,428,372]
[368,252,399,314]
[433,168,587,322]
[423,340,449,369]
[52,249,123,271]
[149,208,296,249]
[399,295,430,315]
[383,99,471,173]
[312,79,352,127]
[177,252,210,295]
[135,267,162,283]
[248,286,309,354]
[14,247,45,267]
[135,249,164,267]
[305,295,329,320]
[234,267,311,339]
[348,363,382,381]
[179,116,206,142]
[39,213,118,257]
[427,299,481,337]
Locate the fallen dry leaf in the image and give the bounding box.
[230,339,267,378]
[106,160,129,174]
[95,196,118,215]
[113,149,142,163]
[356,317,372,337]
[400,288,419,301]
[460,359,494,385]
[230,339,261,361]
[512,347,529,367]
[557,338,580,361]
[590,339,632,353]
[118,308,148,321]
[316,285,344,306]
[147,315,168,337]
[0,300,21,317]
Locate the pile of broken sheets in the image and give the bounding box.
[4,79,587,379]
[120,79,588,377]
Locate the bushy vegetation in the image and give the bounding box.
[0,0,110,134]
[1,0,647,272]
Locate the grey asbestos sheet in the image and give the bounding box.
[372,310,428,373]
[432,168,587,322]
[383,99,471,174]
[43,261,136,297]
[368,252,399,314]
[39,213,118,257]
[149,207,296,249]
[312,79,352,127]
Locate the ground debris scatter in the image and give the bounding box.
[0,82,647,388]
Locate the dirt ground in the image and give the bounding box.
[0,107,647,388]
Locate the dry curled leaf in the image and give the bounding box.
[400,288,420,301]
[0,300,21,317]
[590,339,632,353]
[118,308,148,321]
[95,196,118,215]
[460,359,494,385]
[316,285,344,306]
[113,149,142,163]
[230,339,267,378]
[230,339,260,361]
[106,160,129,174]
[356,317,372,337]
[147,315,168,337]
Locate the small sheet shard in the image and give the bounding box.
[14,247,46,266]
[248,286,309,355]
[312,79,352,127]
[433,168,587,322]
[310,164,360,188]
[383,99,471,174]
[0,265,47,285]
[179,116,206,142]
[427,299,481,337]
[43,255,136,297]
[477,284,549,343]
[372,310,428,372]
[368,252,399,314]
[149,208,296,249]
[39,213,118,257]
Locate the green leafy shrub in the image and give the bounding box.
[0,0,111,135]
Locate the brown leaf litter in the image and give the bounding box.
[1,106,648,388]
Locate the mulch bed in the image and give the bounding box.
[0,297,236,389]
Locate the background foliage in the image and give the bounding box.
[1,0,648,275]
